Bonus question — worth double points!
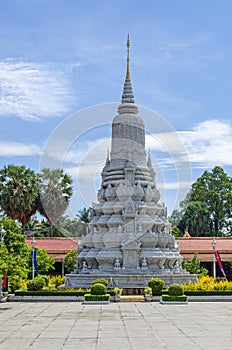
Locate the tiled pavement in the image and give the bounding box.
[0,302,231,350]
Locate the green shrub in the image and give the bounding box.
[144,287,152,296]
[8,275,25,292]
[49,275,65,287]
[184,290,232,296]
[114,288,122,295]
[27,275,47,291]
[148,278,164,294]
[84,294,110,302]
[91,283,107,295]
[15,290,89,296]
[162,295,187,302]
[92,278,109,287]
[168,284,184,296]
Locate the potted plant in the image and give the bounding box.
[114,287,122,302]
[144,287,152,301]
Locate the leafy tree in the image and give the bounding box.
[56,215,85,237]
[179,201,212,237]
[0,216,30,279]
[64,249,78,273]
[182,253,208,276]
[34,249,55,276]
[0,216,55,290]
[76,207,91,235]
[176,166,232,237]
[38,168,73,237]
[171,226,182,237]
[168,209,182,227]
[0,165,39,233]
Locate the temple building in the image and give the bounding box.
[65,36,197,288]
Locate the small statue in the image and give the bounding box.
[117,225,123,233]
[82,261,88,274]
[141,257,148,270]
[114,257,121,271]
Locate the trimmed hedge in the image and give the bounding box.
[14,290,90,297]
[162,295,187,302]
[168,284,184,296]
[84,294,110,302]
[91,283,107,295]
[148,278,164,294]
[14,288,116,297]
[92,279,109,287]
[185,290,232,296]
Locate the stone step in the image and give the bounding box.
[120,295,145,302]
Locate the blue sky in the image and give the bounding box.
[0,0,232,216]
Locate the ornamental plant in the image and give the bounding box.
[84,282,110,303]
[182,276,232,292]
[92,278,109,287]
[148,278,164,295]
[168,284,184,296]
[90,283,107,295]
[162,284,187,303]
[144,287,152,296]
[27,275,48,291]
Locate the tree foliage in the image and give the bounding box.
[38,168,73,237]
[64,249,78,273]
[76,207,91,235]
[170,166,232,237]
[182,253,208,276]
[0,165,39,233]
[188,166,232,236]
[0,216,55,290]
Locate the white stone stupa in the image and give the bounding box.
[65,36,196,288]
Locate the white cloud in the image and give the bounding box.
[146,119,232,168]
[178,120,232,167]
[0,59,74,121]
[0,142,41,157]
[157,181,193,190]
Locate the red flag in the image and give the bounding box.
[214,251,226,279]
[2,275,8,291]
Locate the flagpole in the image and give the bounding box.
[212,237,216,279]
[31,236,36,279]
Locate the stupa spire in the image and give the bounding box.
[118,34,138,115]
[126,33,130,79]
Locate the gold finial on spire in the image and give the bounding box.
[126,33,130,79]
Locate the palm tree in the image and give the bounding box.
[0,165,39,233]
[76,207,91,235]
[38,168,73,237]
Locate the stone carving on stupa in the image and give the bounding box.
[65,35,197,288]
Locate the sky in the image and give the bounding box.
[0,0,232,217]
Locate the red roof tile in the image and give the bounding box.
[26,237,79,253]
[177,237,232,253]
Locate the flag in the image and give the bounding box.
[32,250,39,275]
[2,275,8,291]
[214,250,226,278]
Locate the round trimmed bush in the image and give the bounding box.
[27,275,47,291]
[168,284,184,296]
[92,278,109,287]
[91,283,107,295]
[148,278,164,293]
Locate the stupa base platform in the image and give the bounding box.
[65,272,197,289]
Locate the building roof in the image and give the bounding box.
[26,237,79,261]
[177,237,232,261]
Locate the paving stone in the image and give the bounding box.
[0,302,232,350]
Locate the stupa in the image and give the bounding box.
[65,36,196,288]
